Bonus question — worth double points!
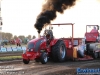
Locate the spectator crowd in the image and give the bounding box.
[0,37,31,46]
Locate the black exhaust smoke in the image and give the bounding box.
[34,0,77,33]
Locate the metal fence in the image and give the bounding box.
[0,46,26,53]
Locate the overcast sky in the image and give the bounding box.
[1,0,100,38]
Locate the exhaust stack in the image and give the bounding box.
[38,33,40,38]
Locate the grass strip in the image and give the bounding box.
[0,56,22,61]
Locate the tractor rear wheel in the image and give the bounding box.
[23,59,30,64]
[52,40,66,62]
[40,52,48,64]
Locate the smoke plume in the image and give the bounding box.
[34,0,77,33]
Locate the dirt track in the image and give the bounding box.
[0,59,100,75]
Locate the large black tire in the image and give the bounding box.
[93,52,98,59]
[98,52,100,58]
[77,50,84,58]
[23,59,30,64]
[86,44,90,55]
[96,39,99,43]
[40,52,48,64]
[52,40,66,62]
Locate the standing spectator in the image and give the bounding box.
[20,38,22,43]
[24,38,27,44]
[14,39,16,44]
[16,37,21,46]
[27,39,29,42]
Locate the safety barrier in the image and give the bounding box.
[0,46,26,53]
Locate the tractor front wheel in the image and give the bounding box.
[23,59,30,64]
[52,40,66,62]
[40,52,48,64]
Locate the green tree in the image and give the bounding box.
[13,35,17,39]
[2,32,6,40]
[18,35,25,40]
[5,33,13,40]
[27,35,31,40]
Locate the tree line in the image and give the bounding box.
[0,32,36,40]
[0,32,36,45]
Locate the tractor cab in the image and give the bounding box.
[85,25,100,44]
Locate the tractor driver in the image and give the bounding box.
[90,26,98,33]
[43,29,54,45]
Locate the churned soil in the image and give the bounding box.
[0,59,100,75]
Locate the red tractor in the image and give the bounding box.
[22,23,75,64]
[22,23,100,64]
[85,25,100,59]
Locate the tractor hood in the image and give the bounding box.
[27,36,46,52]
